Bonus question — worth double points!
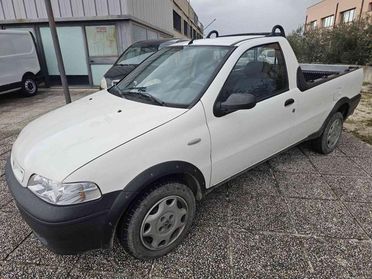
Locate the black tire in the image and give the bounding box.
[312,112,344,154]
[118,181,196,260]
[21,75,38,97]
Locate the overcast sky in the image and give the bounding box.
[191,0,320,35]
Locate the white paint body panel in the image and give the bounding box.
[11,36,363,196]
[0,30,40,92]
[11,91,187,186]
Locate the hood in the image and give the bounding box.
[12,91,186,184]
[104,64,136,80]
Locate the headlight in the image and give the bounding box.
[28,174,101,205]
[100,77,107,89]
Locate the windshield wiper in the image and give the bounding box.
[126,86,147,92]
[122,91,165,106]
[108,85,121,96]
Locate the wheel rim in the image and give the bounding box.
[140,195,188,251]
[327,118,342,149]
[24,79,36,94]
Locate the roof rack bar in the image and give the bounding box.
[219,32,271,37]
[206,30,219,38]
[206,25,286,39]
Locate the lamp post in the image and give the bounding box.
[44,0,71,104]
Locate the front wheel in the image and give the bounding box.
[21,76,38,97]
[118,181,196,260]
[312,112,344,154]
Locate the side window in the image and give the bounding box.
[0,34,15,57]
[220,43,288,103]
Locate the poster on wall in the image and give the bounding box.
[86,25,118,57]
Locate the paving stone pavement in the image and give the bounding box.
[0,89,372,278]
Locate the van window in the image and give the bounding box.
[0,35,14,56]
[0,33,33,56]
[13,34,34,54]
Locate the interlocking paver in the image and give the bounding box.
[0,136,17,156]
[288,198,367,239]
[269,148,318,174]
[7,234,79,267]
[230,231,310,278]
[338,132,372,158]
[324,175,372,202]
[309,156,367,176]
[0,262,68,279]
[300,142,346,157]
[228,170,280,198]
[230,194,295,233]
[303,237,372,278]
[75,243,152,278]
[351,156,372,176]
[194,194,229,228]
[345,202,372,238]
[0,88,372,278]
[275,172,335,200]
[0,212,31,260]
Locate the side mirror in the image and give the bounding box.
[215,93,257,117]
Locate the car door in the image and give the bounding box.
[206,42,300,186]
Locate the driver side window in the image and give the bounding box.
[219,43,288,103]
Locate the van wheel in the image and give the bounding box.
[312,112,344,154]
[21,76,38,97]
[118,181,196,260]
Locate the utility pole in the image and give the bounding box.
[44,0,71,104]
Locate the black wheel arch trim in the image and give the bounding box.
[102,161,206,248]
[307,94,361,140]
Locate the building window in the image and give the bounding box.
[308,20,317,30]
[322,15,334,27]
[85,25,118,56]
[341,9,355,23]
[184,20,189,36]
[173,10,182,32]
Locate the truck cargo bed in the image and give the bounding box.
[297,64,360,91]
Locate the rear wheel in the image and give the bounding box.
[21,76,38,97]
[312,112,344,154]
[118,181,196,260]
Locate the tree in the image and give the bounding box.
[287,17,372,65]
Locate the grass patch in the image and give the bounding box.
[350,130,372,145]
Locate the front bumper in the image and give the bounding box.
[5,159,121,254]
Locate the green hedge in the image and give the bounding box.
[287,17,372,65]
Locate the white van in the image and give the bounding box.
[0,30,41,96]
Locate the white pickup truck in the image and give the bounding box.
[6,26,363,260]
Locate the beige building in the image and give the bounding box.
[173,0,203,39]
[306,0,372,29]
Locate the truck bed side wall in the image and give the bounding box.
[297,68,363,139]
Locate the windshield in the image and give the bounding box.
[116,44,159,65]
[110,46,232,107]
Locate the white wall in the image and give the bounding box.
[0,0,174,34]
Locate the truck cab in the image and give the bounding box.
[6,25,363,260]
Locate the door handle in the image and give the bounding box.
[284,99,295,107]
